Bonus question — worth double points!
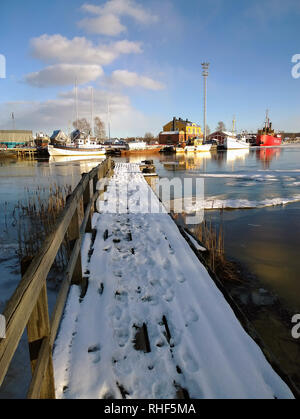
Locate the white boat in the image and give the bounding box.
[194,144,212,152]
[184,145,195,152]
[48,137,106,157]
[224,133,250,150]
[128,141,147,150]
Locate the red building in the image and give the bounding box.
[207,131,230,147]
[158,130,185,145]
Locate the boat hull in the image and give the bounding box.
[48,145,106,156]
[256,134,282,147]
[184,146,195,152]
[195,144,212,152]
[224,137,250,150]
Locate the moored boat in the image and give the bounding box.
[256,111,282,147]
[48,144,106,157]
[48,133,106,157]
[184,145,195,152]
[175,144,185,153]
[194,138,212,152]
[224,134,250,150]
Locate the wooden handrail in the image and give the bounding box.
[0,157,113,398]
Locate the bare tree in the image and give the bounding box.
[73,118,91,134]
[144,132,154,144]
[216,121,226,132]
[94,117,106,141]
[206,125,211,136]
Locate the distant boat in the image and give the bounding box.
[256,111,282,147]
[194,138,212,152]
[48,133,106,157]
[183,138,212,152]
[175,144,185,153]
[184,145,196,152]
[195,144,212,152]
[224,133,250,150]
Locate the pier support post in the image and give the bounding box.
[82,174,93,233]
[67,205,83,287]
[22,258,55,399]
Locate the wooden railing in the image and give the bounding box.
[0,158,113,399]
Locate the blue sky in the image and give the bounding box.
[0,0,300,137]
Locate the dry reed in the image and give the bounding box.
[192,210,241,282]
[13,183,73,272]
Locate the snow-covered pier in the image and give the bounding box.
[53,163,294,399]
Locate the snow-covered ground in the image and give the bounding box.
[53,163,294,399]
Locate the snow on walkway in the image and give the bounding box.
[53,163,294,399]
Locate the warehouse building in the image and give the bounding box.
[159,117,203,145]
[0,130,33,148]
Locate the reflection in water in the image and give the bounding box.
[162,152,212,171]
[256,147,282,169]
[226,148,250,163]
[49,155,106,164]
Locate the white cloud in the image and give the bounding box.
[30,34,142,66]
[111,70,165,90]
[78,13,126,36]
[0,87,161,136]
[24,64,104,87]
[79,0,158,35]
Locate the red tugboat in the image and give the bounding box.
[256,111,282,147]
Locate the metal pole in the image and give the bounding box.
[204,75,207,142]
[201,63,210,142]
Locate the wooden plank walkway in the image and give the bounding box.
[52,163,294,399]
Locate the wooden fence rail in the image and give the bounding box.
[0,158,113,399]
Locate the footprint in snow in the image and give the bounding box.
[163,289,174,303]
[168,245,175,255]
[162,258,171,270]
[183,307,199,326]
[176,273,186,284]
[115,328,130,347]
[111,305,122,321]
[181,349,199,372]
[115,290,128,304]
[88,344,101,364]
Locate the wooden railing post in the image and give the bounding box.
[82,174,93,233]
[67,204,83,287]
[22,259,55,399]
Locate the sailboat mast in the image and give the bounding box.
[75,79,79,129]
[107,99,111,141]
[91,87,94,137]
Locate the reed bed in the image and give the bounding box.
[12,183,73,274]
[192,211,242,282]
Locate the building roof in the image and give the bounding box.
[160,131,180,135]
[164,118,201,129]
